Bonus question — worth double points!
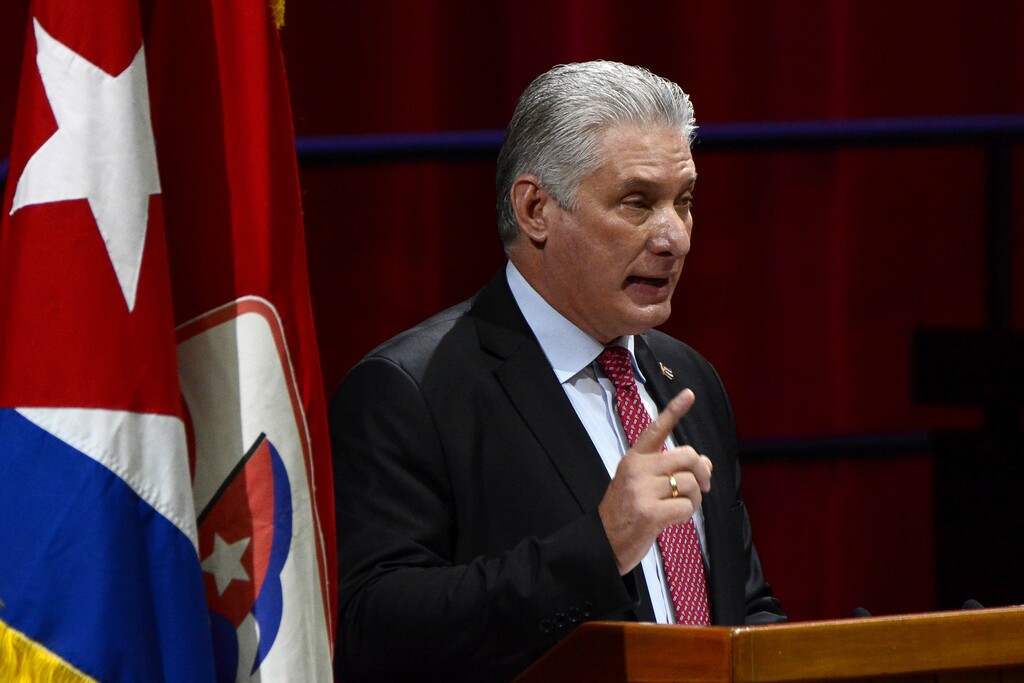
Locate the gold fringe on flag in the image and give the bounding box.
[270,0,286,28]
[0,620,97,683]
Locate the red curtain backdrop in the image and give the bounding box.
[4,0,1024,623]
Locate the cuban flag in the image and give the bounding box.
[0,1,335,681]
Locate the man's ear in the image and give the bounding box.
[510,174,554,245]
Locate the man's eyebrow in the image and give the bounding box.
[617,173,698,193]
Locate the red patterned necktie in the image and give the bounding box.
[596,346,711,626]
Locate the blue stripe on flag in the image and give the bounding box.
[0,408,215,682]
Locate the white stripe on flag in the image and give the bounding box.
[16,407,198,549]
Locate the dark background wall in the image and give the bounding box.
[3,0,1024,623]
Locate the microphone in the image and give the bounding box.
[851,607,872,618]
[962,599,985,610]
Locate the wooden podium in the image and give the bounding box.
[515,607,1024,682]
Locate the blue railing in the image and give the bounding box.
[4,114,1023,175]
[289,115,1024,164]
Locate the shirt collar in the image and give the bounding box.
[505,261,646,384]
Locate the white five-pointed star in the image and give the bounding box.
[10,18,161,313]
[201,533,252,596]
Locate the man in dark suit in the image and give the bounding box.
[331,60,785,681]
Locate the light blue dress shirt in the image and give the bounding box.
[505,261,707,625]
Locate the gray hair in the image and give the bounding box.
[495,60,696,246]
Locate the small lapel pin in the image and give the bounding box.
[659,362,674,380]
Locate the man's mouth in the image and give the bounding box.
[626,275,670,288]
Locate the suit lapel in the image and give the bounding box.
[634,336,694,449]
[470,273,612,514]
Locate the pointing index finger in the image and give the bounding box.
[633,388,695,453]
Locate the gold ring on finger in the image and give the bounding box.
[668,474,679,499]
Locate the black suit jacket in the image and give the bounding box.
[330,270,784,681]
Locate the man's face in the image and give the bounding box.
[539,124,696,344]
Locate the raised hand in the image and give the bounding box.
[597,388,713,575]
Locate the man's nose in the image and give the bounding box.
[649,206,691,257]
